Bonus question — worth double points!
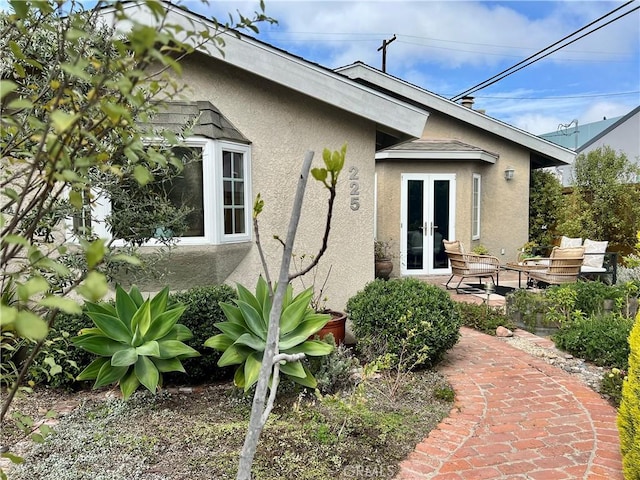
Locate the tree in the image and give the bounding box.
[529,169,564,246]
[1,0,273,424]
[557,146,640,250]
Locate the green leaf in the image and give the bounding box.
[94,362,128,388]
[133,165,153,186]
[280,288,313,334]
[279,359,306,379]
[129,286,145,307]
[284,340,334,357]
[135,356,159,393]
[219,302,248,329]
[8,0,29,18]
[234,332,266,352]
[213,321,245,341]
[236,283,263,313]
[290,364,317,388]
[233,365,246,388]
[151,357,185,373]
[166,324,193,342]
[237,301,267,340]
[1,451,24,464]
[0,234,28,247]
[157,340,200,359]
[119,370,141,400]
[311,168,328,183]
[115,285,138,330]
[144,306,186,341]
[72,334,125,356]
[15,311,48,340]
[149,287,170,319]
[131,300,151,337]
[204,334,233,351]
[85,312,131,343]
[243,351,263,392]
[17,276,49,302]
[50,110,80,134]
[85,238,106,269]
[76,271,108,302]
[279,312,330,350]
[111,348,138,367]
[76,358,109,381]
[0,80,18,100]
[136,340,160,357]
[217,344,250,367]
[85,301,117,318]
[37,296,82,315]
[109,254,142,265]
[68,190,83,210]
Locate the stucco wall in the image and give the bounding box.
[144,53,376,311]
[376,111,531,273]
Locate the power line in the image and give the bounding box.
[462,91,640,100]
[450,1,640,102]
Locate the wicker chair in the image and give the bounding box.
[524,246,584,286]
[443,240,500,292]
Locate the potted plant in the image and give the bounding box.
[293,256,347,345]
[375,239,394,280]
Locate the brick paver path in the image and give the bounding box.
[396,327,623,480]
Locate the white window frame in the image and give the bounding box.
[68,137,252,246]
[472,173,481,240]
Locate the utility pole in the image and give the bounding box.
[377,34,396,73]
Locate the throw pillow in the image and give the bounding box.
[583,239,608,268]
[560,236,583,248]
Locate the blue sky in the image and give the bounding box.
[192,0,639,135]
[3,0,638,135]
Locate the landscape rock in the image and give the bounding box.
[496,326,513,337]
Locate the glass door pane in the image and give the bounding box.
[432,180,450,269]
[407,180,424,270]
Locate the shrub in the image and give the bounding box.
[347,278,461,369]
[23,312,94,389]
[618,312,640,480]
[601,367,626,407]
[307,335,359,395]
[457,302,515,335]
[166,284,238,384]
[73,286,200,399]
[552,313,633,368]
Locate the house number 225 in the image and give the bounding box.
[349,166,360,211]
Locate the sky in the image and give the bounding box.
[2,0,638,135]
[187,0,640,136]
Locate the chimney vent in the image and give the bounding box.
[460,96,475,109]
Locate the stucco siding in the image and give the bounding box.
[151,53,376,310]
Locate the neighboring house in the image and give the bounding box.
[89,2,428,311]
[88,2,574,307]
[540,106,640,186]
[335,63,575,277]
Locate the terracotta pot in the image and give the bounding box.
[375,259,393,280]
[312,310,347,345]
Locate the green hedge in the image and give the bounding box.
[347,278,461,370]
[165,284,237,384]
[618,312,640,479]
[552,313,633,368]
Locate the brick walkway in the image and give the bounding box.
[395,327,623,479]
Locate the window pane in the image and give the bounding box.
[224,208,232,234]
[234,152,244,178]
[234,208,245,234]
[224,180,232,205]
[234,182,244,206]
[223,151,232,177]
[169,151,204,237]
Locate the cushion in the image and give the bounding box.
[443,240,464,253]
[551,246,585,259]
[560,236,583,248]
[583,239,608,268]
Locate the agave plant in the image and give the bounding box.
[204,276,334,391]
[72,285,199,399]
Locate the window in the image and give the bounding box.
[75,138,251,245]
[472,174,481,240]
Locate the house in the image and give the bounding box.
[91,1,428,311]
[93,2,574,308]
[540,106,640,185]
[336,63,575,277]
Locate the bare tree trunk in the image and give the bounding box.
[236,151,315,480]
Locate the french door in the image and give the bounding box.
[401,173,456,275]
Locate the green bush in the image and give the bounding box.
[166,284,238,384]
[552,313,633,368]
[347,278,461,369]
[618,312,640,479]
[564,281,624,316]
[457,302,515,335]
[307,335,359,395]
[24,312,94,389]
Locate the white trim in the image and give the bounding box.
[376,150,498,163]
[338,63,575,165]
[101,2,429,140]
[472,174,481,240]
